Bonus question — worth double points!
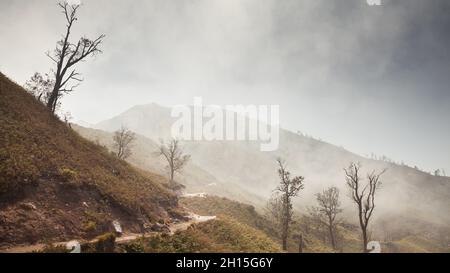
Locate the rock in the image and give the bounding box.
[20,202,37,210]
[112,220,122,235]
[150,222,170,233]
[66,240,81,253]
[142,222,151,230]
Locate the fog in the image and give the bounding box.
[83,102,450,231]
[0,0,449,173]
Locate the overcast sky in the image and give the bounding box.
[1,0,449,173]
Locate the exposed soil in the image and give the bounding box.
[0,212,215,253]
[0,178,161,248]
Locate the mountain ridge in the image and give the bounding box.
[92,102,450,229]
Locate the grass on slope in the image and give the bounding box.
[181,195,363,253]
[121,217,281,253]
[180,195,276,235]
[0,72,178,245]
[382,236,449,253]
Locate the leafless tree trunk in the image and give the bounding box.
[112,126,136,160]
[298,233,304,253]
[157,139,190,184]
[344,162,385,253]
[46,2,105,113]
[274,158,305,251]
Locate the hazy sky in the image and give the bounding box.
[1,0,449,173]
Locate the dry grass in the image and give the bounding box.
[0,72,178,245]
[124,216,281,253]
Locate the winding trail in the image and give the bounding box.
[0,213,216,253]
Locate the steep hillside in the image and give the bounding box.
[180,195,276,236]
[181,195,449,253]
[73,125,265,206]
[119,217,280,253]
[0,73,180,248]
[181,195,340,253]
[94,103,450,229]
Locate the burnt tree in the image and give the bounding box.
[274,158,305,251]
[314,186,342,249]
[344,162,385,253]
[46,2,105,113]
[157,139,190,184]
[112,126,136,160]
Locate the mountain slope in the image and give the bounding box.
[94,103,450,230]
[0,73,179,248]
[73,124,265,206]
[181,195,449,253]
[122,216,281,253]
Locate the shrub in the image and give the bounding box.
[58,167,78,182]
[35,243,69,253]
[83,221,97,233]
[121,239,145,253]
[95,232,116,253]
[168,207,189,220]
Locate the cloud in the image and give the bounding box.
[0,0,449,173]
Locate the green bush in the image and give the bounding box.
[59,167,78,182]
[121,239,145,253]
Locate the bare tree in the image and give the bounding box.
[313,186,342,249]
[344,162,385,253]
[24,72,55,105]
[45,1,105,113]
[157,139,190,184]
[112,126,136,160]
[274,158,305,251]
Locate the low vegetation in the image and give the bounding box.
[119,217,280,253]
[181,195,449,253]
[0,72,178,246]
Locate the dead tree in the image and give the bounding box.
[274,158,305,251]
[112,126,136,160]
[314,186,342,249]
[157,139,190,184]
[46,1,105,113]
[344,162,385,253]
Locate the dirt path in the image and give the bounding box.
[0,213,216,253]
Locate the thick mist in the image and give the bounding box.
[89,103,450,231]
[0,0,449,172]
